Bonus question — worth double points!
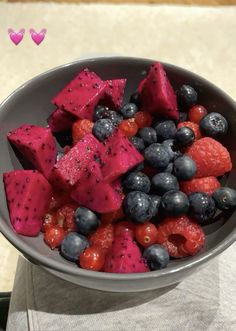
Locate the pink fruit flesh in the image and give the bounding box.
[101,79,127,110]
[47,108,76,133]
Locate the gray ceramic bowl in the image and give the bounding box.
[0,56,236,293]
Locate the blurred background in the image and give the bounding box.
[0,0,236,293]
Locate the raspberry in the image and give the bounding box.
[180,176,221,196]
[186,137,232,178]
[177,121,202,140]
[89,224,114,252]
[156,216,205,258]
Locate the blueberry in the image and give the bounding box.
[213,187,236,210]
[177,84,198,109]
[143,244,169,270]
[128,161,145,173]
[150,195,161,217]
[161,190,189,216]
[74,207,100,236]
[155,120,177,142]
[173,155,196,180]
[178,111,188,123]
[92,119,115,141]
[200,112,228,137]
[106,110,123,126]
[120,103,138,118]
[93,105,110,121]
[175,126,195,147]
[151,173,179,196]
[123,171,151,193]
[144,143,171,170]
[60,232,89,262]
[129,136,145,153]
[163,163,174,174]
[162,139,181,161]
[138,127,157,146]
[123,191,154,223]
[56,151,64,162]
[130,91,141,107]
[189,192,216,224]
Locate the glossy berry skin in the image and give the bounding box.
[60,232,89,262]
[188,105,207,124]
[150,195,161,217]
[161,190,189,216]
[72,119,94,143]
[44,225,66,249]
[151,173,179,196]
[120,103,138,118]
[163,163,173,174]
[162,139,181,162]
[93,105,110,121]
[106,110,123,126]
[135,222,158,247]
[89,224,114,252]
[213,187,236,210]
[173,155,196,181]
[114,221,135,237]
[155,120,177,142]
[123,191,154,223]
[178,111,188,123]
[135,111,153,128]
[74,207,100,236]
[41,213,57,233]
[129,161,145,173]
[200,112,228,137]
[92,118,115,141]
[144,143,171,170]
[129,136,145,153]
[143,244,169,270]
[138,127,157,146]
[119,118,138,137]
[79,246,105,271]
[188,192,216,224]
[177,84,198,109]
[123,171,151,193]
[175,126,195,147]
[177,121,202,140]
[130,91,141,107]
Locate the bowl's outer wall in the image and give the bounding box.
[0,57,236,292]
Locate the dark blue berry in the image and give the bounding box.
[92,119,115,141]
[177,84,198,109]
[138,127,157,146]
[175,126,195,147]
[74,207,100,236]
[178,111,188,123]
[163,162,173,174]
[144,143,171,169]
[129,161,145,173]
[123,172,151,193]
[161,190,189,216]
[213,187,236,210]
[56,151,64,162]
[123,191,154,223]
[188,192,216,224]
[150,195,161,218]
[173,155,196,180]
[200,112,228,137]
[106,110,123,126]
[162,139,181,161]
[60,232,89,262]
[120,103,138,118]
[143,244,169,270]
[151,173,179,196]
[130,91,141,107]
[129,136,145,152]
[93,105,110,121]
[155,120,177,142]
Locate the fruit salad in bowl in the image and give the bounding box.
[0,57,236,292]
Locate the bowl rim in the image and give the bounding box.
[0,55,236,281]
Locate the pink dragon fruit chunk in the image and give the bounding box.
[71,161,123,213]
[101,129,144,182]
[51,69,106,120]
[47,108,76,132]
[138,62,179,120]
[101,79,127,110]
[50,133,102,189]
[104,231,149,273]
[7,124,57,179]
[3,170,52,236]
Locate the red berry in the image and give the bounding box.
[89,224,114,252]
[80,246,106,271]
[119,119,138,137]
[44,225,66,249]
[100,207,125,224]
[56,203,77,231]
[41,213,57,233]
[72,119,94,144]
[114,221,135,237]
[186,137,232,178]
[180,176,221,196]
[156,216,205,258]
[188,105,207,124]
[177,121,202,140]
[135,222,158,247]
[134,111,153,128]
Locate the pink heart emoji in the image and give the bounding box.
[29,28,47,45]
[8,28,25,45]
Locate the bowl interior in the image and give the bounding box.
[0,57,236,281]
